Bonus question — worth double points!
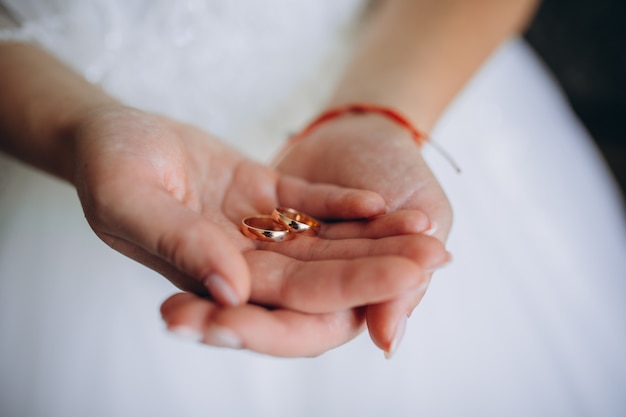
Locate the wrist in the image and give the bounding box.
[53,97,122,184]
[277,103,460,175]
[0,42,121,183]
[275,104,424,169]
[314,110,416,143]
[291,103,428,147]
[275,109,424,179]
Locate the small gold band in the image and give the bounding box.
[240,215,293,242]
[272,207,320,237]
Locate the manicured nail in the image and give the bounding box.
[204,273,240,306]
[425,252,452,273]
[424,221,438,236]
[168,326,203,343]
[204,325,243,349]
[384,315,407,359]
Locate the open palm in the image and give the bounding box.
[276,113,453,353]
[72,106,447,356]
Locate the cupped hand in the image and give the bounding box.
[71,105,448,356]
[276,112,453,354]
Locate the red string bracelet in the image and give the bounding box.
[288,103,429,147]
[274,103,460,172]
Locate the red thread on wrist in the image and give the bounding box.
[272,103,464,172]
[289,103,428,147]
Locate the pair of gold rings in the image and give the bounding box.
[241,207,320,242]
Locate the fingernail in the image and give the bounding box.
[384,315,407,359]
[424,221,438,236]
[204,325,243,349]
[168,326,203,343]
[425,252,452,273]
[204,273,240,306]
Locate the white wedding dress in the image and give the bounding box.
[1,1,625,416]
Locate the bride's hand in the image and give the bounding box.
[276,112,453,355]
[72,105,449,356]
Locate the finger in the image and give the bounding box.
[366,261,454,357]
[319,210,432,239]
[277,175,387,220]
[259,233,450,271]
[161,293,366,357]
[244,250,426,313]
[365,284,430,357]
[89,181,251,306]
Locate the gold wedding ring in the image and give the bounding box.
[272,207,320,236]
[241,215,293,242]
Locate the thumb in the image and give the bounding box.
[86,183,251,306]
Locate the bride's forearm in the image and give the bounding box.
[0,42,118,183]
[330,0,539,131]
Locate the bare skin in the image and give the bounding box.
[164,0,540,355]
[0,0,539,357]
[0,42,448,357]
